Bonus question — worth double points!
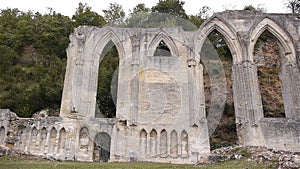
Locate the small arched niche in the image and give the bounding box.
[79,127,90,153]
[58,128,66,153]
[170,130,178,157]
[40,127,47,152]
[139,129,147,157]
[160,129,167,157]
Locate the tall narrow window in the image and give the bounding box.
[254,30,285,118]
[154,40,171,56]
[96,40,119,118]
[201,30,238,150]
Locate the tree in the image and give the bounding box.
[72,2,106,27]
[125,3,151,28]
[285,0,300,13]
[243,4,266,12]
[188,6,211,28]
[103,3,125,26]
[130,3,150,15]
[151,0,188,19]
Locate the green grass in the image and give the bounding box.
[0,156,275,169]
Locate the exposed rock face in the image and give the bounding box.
[0,10,299,164]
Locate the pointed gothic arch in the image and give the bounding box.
[79,126,90,153]
[73,28,126,119]
[58,128,66,153]
[160,129,168,157]
[181,130,189,157]
[48,127,57,155]
[92,28,125,64]
[30,127,38,153]
[195,17,243,64]
[249,17,296,63]
[139,129,147,157]
[40,127,47,152]
[148,31,179,56]
[149,129,157,156]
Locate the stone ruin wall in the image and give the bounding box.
[0,11,299,163]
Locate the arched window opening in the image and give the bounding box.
[139,129,147,157]
[254,30,285,118]
[160,129,167,157]
[95,40,119,118]
[201,29,238,150]
[154,40,171,56]
[93,132,111,162]
[150,129,157,157]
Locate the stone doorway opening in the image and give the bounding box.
[93,132,111,162]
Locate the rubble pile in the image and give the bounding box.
[208,146,300,169]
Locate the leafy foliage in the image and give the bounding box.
[151,0,188,19]
[72,3,106,27]
[103,3,125,26]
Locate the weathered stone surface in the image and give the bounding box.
[0,10,299,164]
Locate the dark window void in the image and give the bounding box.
[154,40,171,56]
[254,30,285,118]
[96,40,119,118]
[201,30,237,150]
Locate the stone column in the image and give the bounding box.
[188,59,206,126]
[232,61,264,146]
[130,34,141,124]
[281,63,300,119]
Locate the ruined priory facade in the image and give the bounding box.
[0,11,300,164]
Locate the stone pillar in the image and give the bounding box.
[188,59,206,126]
[232,61,264,146]
[281,63,300,119]
[130,34,140,124]
[60,28,84,118]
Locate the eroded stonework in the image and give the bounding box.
[0,10,299,164]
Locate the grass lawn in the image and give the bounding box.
[0,156,275,169]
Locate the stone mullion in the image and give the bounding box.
[188,66,194,126]
[197,63,206,120]
[286,64,300,118]
[247,62,263,124]
[232,64,246,122]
